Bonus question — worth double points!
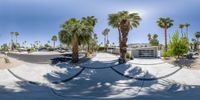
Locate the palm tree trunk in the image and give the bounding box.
[88,43,90,52]
[16,36,17,44]
[53,41,55,49]
[72,34,79,63]
[118,27,122,56]
[106,35,108,51]
[10,35,13,50]
[104,36,106,52]
[181,29,183,37]
[119,20,129,64]
[186,27,188,38]
[198,38,200,51]
[164,28,168,51]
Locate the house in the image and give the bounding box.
[108,43,159,58]
[131,46,158,58]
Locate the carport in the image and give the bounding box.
[132,47,158,58]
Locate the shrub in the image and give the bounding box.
[130,56,134,60]
[126,53,131,59]
[97,46,105,52]
[163,51,170,58]
[4,57,10,63]
[0,44,9,51]
[27,48,35,53]
[168,31,189,59]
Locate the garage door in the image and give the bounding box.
[139,50,154,57]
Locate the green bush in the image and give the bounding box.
[27,48,35,53]
[97,46,105,52]
[126,53,131,59]
[168,31,189,58]
[163,51,170,58]
[0,44,9,51]
[130,56,134,60]
[4,57,10,63]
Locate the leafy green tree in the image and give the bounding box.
[51,35,58,49]
[147,33,159,46]
[168,31,189,59]
[59,17,97,63]
[108,11,141,63]
[157,17,174,51]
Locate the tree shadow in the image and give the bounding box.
[43,58,118,83]
[0,81,57,100]
[48,61,160,99]
[173,58,195,68]
[131,83,200,100]
[2,54,200,99]
[43,62,83,83]
[1,60,200,100]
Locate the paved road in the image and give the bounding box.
[6,52,86,64]
[7,53,65,64]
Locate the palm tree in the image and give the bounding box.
[157,17,174,51]
[153,34,158,39]
[10,32,14,50]
[47,41,50,45]
[81,16,98,52]
[108,13,122,55]
[92,33,98,52]
[147,33,151,41]
[59,17,97,63]
[102,28,110,51]
[179,24,184,36]
[51,35,58,49]
[93,33,98,41]
[10,32,14,42]
[195,32,200,51]
[108,11,141,63]
[185,23,190,38]
[15,32,19,44]
[89,34,98,53]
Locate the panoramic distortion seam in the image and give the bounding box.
[6,62,184,99]
[50,64,146,99]
[7,67,86,85]
[80,62,121,69]
[128,61,166,65]
[110,63,183,81]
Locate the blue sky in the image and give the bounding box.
[0,0,200,46]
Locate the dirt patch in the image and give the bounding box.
[162,56,200,70]
[0,55,24,69]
